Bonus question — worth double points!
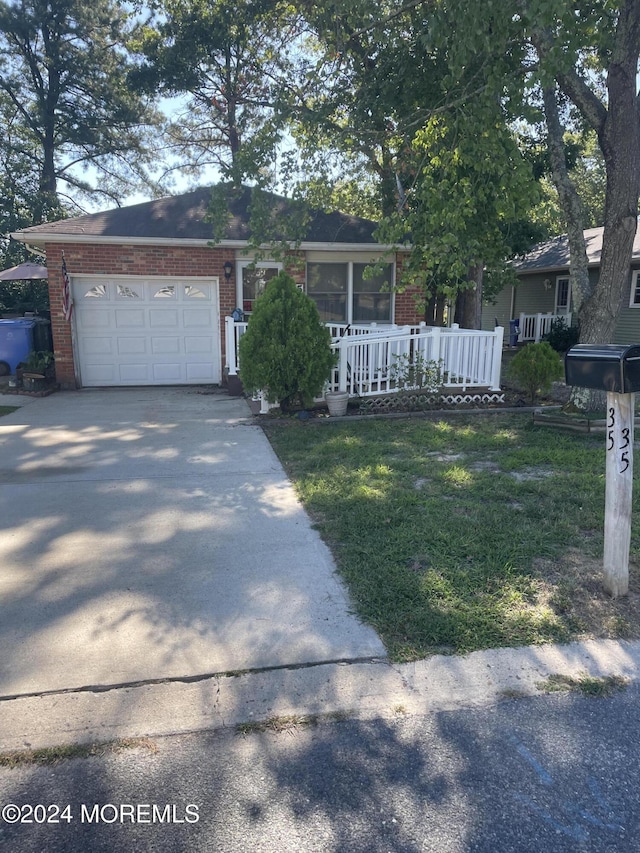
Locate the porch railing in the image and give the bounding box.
[331,325,504,395]
[518,312,572,343]
[225,316,504,398]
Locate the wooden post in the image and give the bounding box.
[603,390,634,597]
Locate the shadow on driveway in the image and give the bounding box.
[0,388,384,698]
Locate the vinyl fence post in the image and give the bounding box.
[490,326,504,391]
[338,337,349,392]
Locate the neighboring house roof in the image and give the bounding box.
[12,185,384,250]
[514,225,640,274]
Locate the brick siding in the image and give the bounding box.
[44,244,423,388]
[45,242,236,388]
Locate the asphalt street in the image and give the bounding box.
[1,685,639,853]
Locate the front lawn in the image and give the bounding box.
[264,413,640,661]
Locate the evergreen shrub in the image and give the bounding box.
[238,272,336,412]
[509,341,563,404]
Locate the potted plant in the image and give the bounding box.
[325,389,350,416]
[20,350,54,391]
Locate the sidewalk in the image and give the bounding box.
[2,637,639,751]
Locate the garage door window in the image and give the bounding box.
[185,285,207,299]
[154,285,175,298]
[85,284,107,298]
[117,284,142,299]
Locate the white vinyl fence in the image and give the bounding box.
[518,312,572,343]
[225,317,504,403]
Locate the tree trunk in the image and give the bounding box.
[580,62,640,344]
[454,266,483,328]
[541,86,591,314]
[534,2,640,411]
[425,292,447,326]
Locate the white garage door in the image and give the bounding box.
[73,277,221,386]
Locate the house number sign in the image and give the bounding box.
[607,406,632,474]
[603,391,634,597]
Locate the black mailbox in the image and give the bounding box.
[565,344,640,393]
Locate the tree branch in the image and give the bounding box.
[530,29,607,136]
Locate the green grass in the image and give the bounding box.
[264,413,640,661]
[0,406,18,417]
[0,738,158,768]
[536,673,629,697]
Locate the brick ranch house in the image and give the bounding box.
[11,185,422,389]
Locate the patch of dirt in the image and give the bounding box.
[470,460,502,472]
[509,468,556,482]
[532,550,640,640]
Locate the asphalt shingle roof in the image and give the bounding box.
[15,185,380,246]
[515,225,640,273]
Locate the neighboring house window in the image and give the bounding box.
[306,260,393,324]
[555,276,571,314]
[630,270,640,307]
[237,261,281,313]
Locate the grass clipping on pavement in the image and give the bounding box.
[264,413,640,662]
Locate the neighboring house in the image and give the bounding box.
[481,226,640,343]
[12,186,420,389]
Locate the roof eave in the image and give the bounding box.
[10,232,404,253]
[515,260,604,275]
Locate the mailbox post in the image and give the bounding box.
[565,344,640,597]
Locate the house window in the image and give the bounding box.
[630,270,640,306]
[237,262,281,313]
[353,264,392,323]
[307,262,348,322]
[555,276,571,314]
[306,261,393,324]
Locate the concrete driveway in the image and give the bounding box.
[0,388,384,699]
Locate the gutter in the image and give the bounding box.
[9,233,404,254]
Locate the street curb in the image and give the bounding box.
[2,638,639,753]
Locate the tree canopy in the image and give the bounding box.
[0,0,636,367]
[0,0,161,226]
[133,0,297,187]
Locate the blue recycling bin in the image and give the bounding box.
[509,319,520,347]
[0,318,36,375]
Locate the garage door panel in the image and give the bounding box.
[73,277,221,387]
[115,309,145,328]
[149,309,179,327]
[119,363,150,382]
[183,310,211,328]
[152,336,180,354]
[117,338,147,355]
[82,364,117,384]
[82,337,114,355]
[185,336,213,353]
[78,310,112,329]
[186,363,216,380]
[152,363,182,382]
